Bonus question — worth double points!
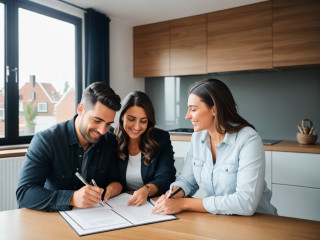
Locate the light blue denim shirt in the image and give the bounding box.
[173,127,277,216]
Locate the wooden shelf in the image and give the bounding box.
[0,148,28,158]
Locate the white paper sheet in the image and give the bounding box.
[60,193,177,236]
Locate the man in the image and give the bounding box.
[16,82,122,211]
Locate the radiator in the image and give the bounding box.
[0,156,25,211]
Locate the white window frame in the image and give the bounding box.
[19,102,24,112]
[30,92,35,101]
[0,108,4,120]
[37,102,48,113]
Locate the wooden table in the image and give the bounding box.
[0,208,319,240]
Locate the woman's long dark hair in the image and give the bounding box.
[114,91,159,166]
[189,79,255,133]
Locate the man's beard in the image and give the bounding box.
[79,122,101,144]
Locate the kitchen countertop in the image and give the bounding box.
[170,135,320,154]
[1,137,320,158]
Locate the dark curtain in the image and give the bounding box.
[85,8,110,87]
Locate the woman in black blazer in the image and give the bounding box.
[114,91,176,206]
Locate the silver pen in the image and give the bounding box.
[91,179,105,206]
[75,172,88,185]
[166,185,174,199]
[75,172,104,207]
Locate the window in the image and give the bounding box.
[0,2,4,136]
[0,108,4,120]
[19,102,23,112]
[30,92,35,102]
[37,102,48,113]
[0,0,82,144]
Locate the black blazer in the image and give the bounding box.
[113,128,176,195]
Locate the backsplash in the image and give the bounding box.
[145,67,320,142]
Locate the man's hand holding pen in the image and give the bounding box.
[69,185,104,208]
[151,186,185,215]
[69,172,104,208]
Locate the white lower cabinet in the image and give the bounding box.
[271,184,320,221]
[265,151,272,189]
[270,151,320,221]
[171,141,191,177]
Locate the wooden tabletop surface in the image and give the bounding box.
[0,208,319,240]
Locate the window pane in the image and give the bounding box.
[0,3,4,138]
[37,102,48,113]
[18,8,76,136]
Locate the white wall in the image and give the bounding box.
[109,18,144,100]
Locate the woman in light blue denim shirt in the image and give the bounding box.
[153,79,277,216]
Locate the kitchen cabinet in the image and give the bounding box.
[207,1,272,72]
[134,1,320,77]
[171,140,190,177]
[265,151,272,189]
[273,0,320,67]
[170,14,207,76]
[270,151,320,221]
[134,15,206,77]
[134,21,170,77]
[272,185,320,221]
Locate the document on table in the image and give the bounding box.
[59,193,177,236]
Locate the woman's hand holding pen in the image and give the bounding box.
[152,186,185,215]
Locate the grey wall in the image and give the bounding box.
[145,67,320,142]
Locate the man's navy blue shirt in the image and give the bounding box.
[16,115,121,212]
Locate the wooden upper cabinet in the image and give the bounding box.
[134,21,170,77]
[170,15,207,76]
[207,1,272,73]
[273,0,320,67]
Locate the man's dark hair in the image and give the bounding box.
[80,82,121,111]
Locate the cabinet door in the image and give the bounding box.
[271,184,320,221]
[134,21,170,77]
[273,0,320,67]
[207,1,272,73]
[272,151,320,188]
[265,151,272,190]
[170,15,207,76]
[171,141,191,176]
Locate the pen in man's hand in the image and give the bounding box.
[75,172,104,207]
[75,172,89,185]
[91,179,105,206]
